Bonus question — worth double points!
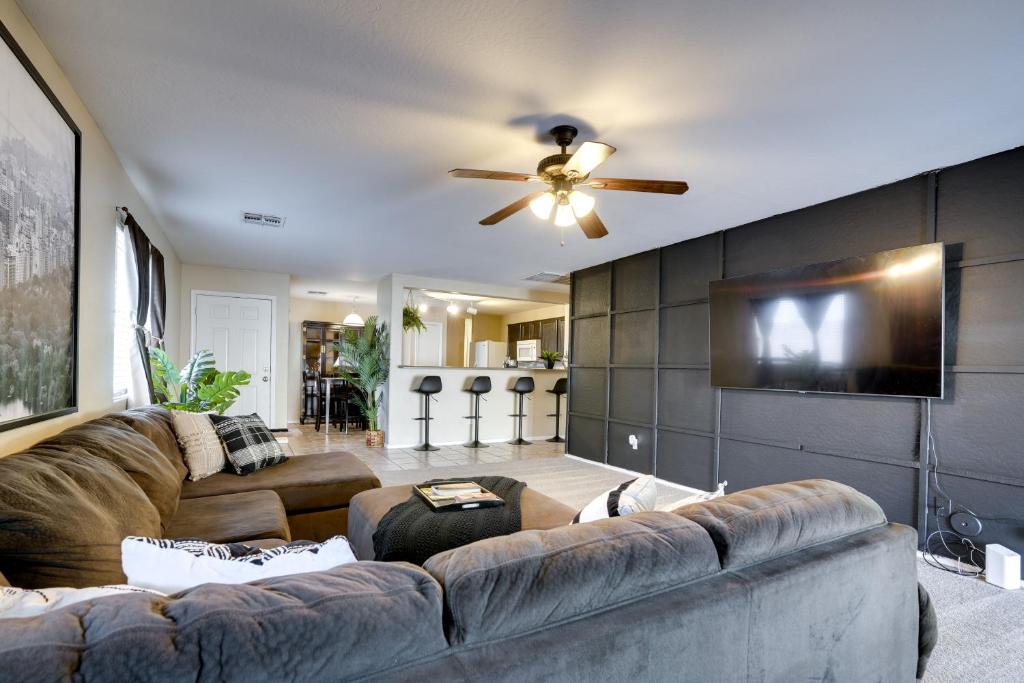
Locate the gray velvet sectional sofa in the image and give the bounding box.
[0,477,934,682]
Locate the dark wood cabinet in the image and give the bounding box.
[507,316,567,358]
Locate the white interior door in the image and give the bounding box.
[192,293,273,421]
[414,321,444,366]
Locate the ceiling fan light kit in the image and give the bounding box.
[450,124,688,242]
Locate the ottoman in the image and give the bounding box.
[347,484,576,560]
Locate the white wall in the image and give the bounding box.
[0,0,181,455]
[286,296,376,423]
[178,264,289,429]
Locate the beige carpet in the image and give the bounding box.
[374,455,699,511]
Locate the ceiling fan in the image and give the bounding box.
[449,125,688,240]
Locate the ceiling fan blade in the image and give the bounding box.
[576,210,609,239]
[561,142,616,178]
[586,177,689,195]
[480,192,547,225]
[449,169,541,182]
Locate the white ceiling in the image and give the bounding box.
[19,1,1024,300]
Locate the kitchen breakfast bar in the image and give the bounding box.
[384,366,567,449]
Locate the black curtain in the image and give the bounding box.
[125,211,154,402]
[150,247,166,351]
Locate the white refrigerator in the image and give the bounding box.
[473,340,506,368]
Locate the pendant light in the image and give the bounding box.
[343,296,365,327]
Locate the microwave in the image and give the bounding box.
[516,339,540,362]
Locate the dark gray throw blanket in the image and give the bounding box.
[372,476,525,565]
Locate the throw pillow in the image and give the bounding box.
[170,411,226,481]
[656,481,728,512]
[121,536,357,594]
[571,475,657,524]
[208,413,287,475]
[1,584,164,619]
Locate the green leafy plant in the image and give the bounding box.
[540,350,562,369]
[149,348,251,414]
[402,305,427,333]
[334,316,390,432]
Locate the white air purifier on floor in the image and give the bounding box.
[985,544,1020,590]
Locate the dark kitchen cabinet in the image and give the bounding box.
[507,316,567,358]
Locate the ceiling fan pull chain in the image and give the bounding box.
[560,224,566,247]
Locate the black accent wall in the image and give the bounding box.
[567,146,1024,554]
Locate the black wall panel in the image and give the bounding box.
[952,261,1024,366]
[659,304,709,366]
[610,369,655,424]
[661,234,719,304]
[720,390,919,460]
[613,250,658,310]
[920,473,1024,557]
[658,369,715,433]
[571,316,608,366]
[724,177,928,278]
[569,146,1024,555]
[937,148,1024,262]
[568,368,606,417]
[931,372,1024,481]
[612,311,656,365]
[568,415,605,463]
[573,264,610,316]
[657,431,716,491]
[718,439,918,526]
[608,423,653,474]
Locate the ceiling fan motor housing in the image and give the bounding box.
[537,153,574,179]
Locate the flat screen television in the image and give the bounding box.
[709,243,944,398]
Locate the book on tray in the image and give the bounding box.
[414,481,505,512]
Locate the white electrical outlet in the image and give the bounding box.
[628,434,638,450]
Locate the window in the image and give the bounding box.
[112,224,132,400]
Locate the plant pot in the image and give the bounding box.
[365,430,385,448]
[544,359,555,369]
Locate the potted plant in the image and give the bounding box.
[539,350,562,369]
[149,348,251,413]
[403,305,427,333]
[336,316,390,447]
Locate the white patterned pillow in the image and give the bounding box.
[171,411,226,481]
[0,584,164,619]
[571,475,658,524]
[122,536,357,594]
[208,413,287,475]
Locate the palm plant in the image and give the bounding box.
[149,348,251,414]
[334,316,390,432]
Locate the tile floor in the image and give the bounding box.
[278,422,565,474]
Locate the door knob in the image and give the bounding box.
[262,376,269,382]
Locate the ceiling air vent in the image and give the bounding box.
[241,211,286,227]
[524,271,570,285]
[306,290,327,296]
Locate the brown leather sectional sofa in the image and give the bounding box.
[0,406,380,589]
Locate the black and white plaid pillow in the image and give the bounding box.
[208,413,287,475]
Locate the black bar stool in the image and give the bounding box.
[463,376,492,448]
[413,376,442,451]
[508,376,534,446]
[546,377,568,443]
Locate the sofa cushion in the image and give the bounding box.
[181,451,380,514]
[170,410,226,480]
[348,485,575,560]
[166,491,291,543]
[0,562,447,682]
[0,450,161,589]
[423,511,720,645]
[673,479,886,569]
[40,418,182,530]
[105,406,188,481]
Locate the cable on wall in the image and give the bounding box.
[921,398,986,577]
